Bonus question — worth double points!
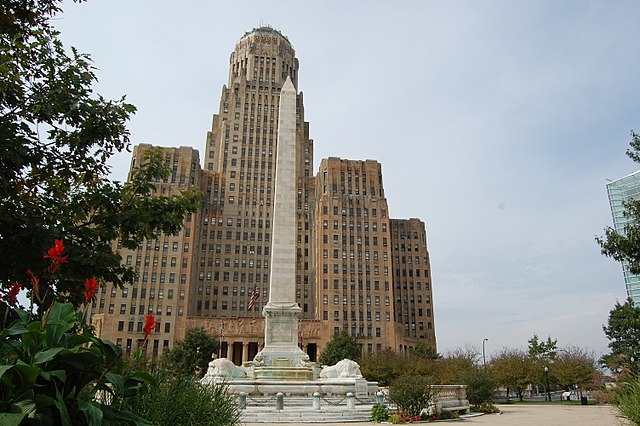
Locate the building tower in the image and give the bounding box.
[187,27,316,364]
[390,218,436,352]
[90,144,201,356]
[606,171,640,304]
[314,158,396,353]
[92,26,437,361]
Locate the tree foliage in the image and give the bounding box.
[163,327,220,377]
[553,346,600,390]
[409,342,440,360]
[597,131,640,274]
[528,334,557,360]
[602,299,640,376]
[0,0,200,310]
[490,348,535,401]
[463,368,496,408]
[318,331,361,366]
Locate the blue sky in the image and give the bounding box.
[56,0,640,358]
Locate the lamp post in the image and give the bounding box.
[544,365,551,402]
[482,338,489,367]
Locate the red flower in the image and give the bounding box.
[143,315,157,337]
[6,282,22,305]
[83,278,99,303]
[44,239,68,273]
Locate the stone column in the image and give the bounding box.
[228,342,234,364]
[255,76,307,367]
[243,342,250,363]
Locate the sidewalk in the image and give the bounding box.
[240,404,621,426]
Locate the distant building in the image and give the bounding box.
[91,26,437,361]
[606,171,640,304]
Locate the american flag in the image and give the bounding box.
[220,322,225,341]
[247,287,260,311]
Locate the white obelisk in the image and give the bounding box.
[256,76,307,367]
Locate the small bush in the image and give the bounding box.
[432,410,457,420]
[114,371,240,426]
[388,375,433,417]
[475,402,500,413]
[389,413,405,424]
[371,403,389,422]
[612,379,640,425]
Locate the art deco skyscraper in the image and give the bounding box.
[92,27,437,362]
[90,144,201,356]
[314,158,397,353]
[390,218,436,351]
[187,27,316,363]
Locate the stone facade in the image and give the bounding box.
[91,27,436,360]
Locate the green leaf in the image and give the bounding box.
[0,412,26,426]
[54,388,72,426]
[12,361,41,388]
[0,364,13,380]
[79,400,104,426]
[34,347,66,364]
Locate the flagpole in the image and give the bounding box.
[219,321,223,358]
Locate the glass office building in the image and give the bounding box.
[607,171,640,304]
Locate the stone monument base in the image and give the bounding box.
[205,376,377,398]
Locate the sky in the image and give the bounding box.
[54,0,640,360]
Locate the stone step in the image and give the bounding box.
[240,406,374,423]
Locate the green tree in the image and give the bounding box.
[554,346,600,391]
[318,331,361,366]
[163,327,220,377]
[528,334,558,360]
[432,347,477,385]
[0,0,200,312]
[409,342,440,360]
[601,299,640,376]
[597,132,640,274]
[463,368,496,408]
[490,348,535,401]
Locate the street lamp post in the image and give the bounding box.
[544,365,551,402]
[482,338,489,367]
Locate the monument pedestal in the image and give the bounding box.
[251,302,310,370]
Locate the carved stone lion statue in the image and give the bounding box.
[203,358,247,379]
[319,358,363,379]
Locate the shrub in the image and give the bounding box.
[0,302,153,425]
[612,378,640,425]
[389,413,405,424]
[475,402,500,414]
[433,410,457,420]
[388,375,433,417]
[464,368,496,408]
[113,371,240,426]
[371,403,390,422]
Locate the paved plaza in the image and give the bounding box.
[241,404,623,426]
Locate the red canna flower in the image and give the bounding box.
[143,315,157,337]
[44,239,68,273]
[83,278,99,303]
[6,282,22,305]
